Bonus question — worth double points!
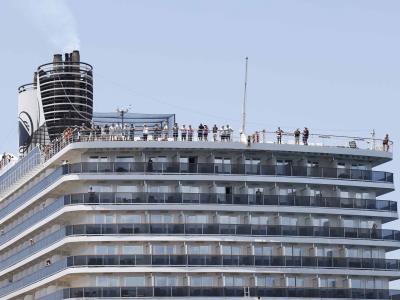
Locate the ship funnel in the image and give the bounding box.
[71,50,80,63]
[53,54,62,64]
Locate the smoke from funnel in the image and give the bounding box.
[24,0,80,52]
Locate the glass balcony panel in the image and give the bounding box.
[83,288,101,297]
[264,195,279,205]
[102,287,119,297]
[154,287,171,297]
[114,162,129,172]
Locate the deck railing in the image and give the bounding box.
[3,254,400,297]
[63,162,394,183]
[2,223,400,273]
[0,192,395,252]
[40,128,393,163]
[37,286,400,299]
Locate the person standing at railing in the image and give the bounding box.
[252,133,256,144]
[116,123,122,141]
[0,153,5,169]
[198,123,204,141]
[173,123,179,141]
[153,123,160,141]
[88,186,96,203]
[62,128,68,146]
[383,134,390,152]
[276,127,284,144]
[181,124,187,141]
[143,124,149,141]
[147,158,153,172]
[103,124,109,140]
[371,223,378,238]
[303,127,309,145]
[226,125,232,141]
[203,124,209,141]
[123,124,129,141]
[91,121,97,141]
[255,189,263,203]
[188,125,194,141]
[294,128,300,145]
[129,124,135,141]
[95,125,101,140]
[115,123,120,141]
[220,125,226,141]
[79,123,86,141]
[113,123,118,140]
[212,124,218,142]
[162,122,169,141]
[109,123,115,141]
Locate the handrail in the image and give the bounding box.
[0,228,65,272]
[0,168,63,220]
[0,192,394,254]
[0,198,64,245]
[0,147,42,194]
[65,223,400,241]
[65,192,397,212]
[39,126,393,163]
[66,254,400,270]
[37,286,400,299]
[2,223,400,273]
[0,259,67,296]
[63,162,394,183]
[37,61,93,71]
[3,254,400,297]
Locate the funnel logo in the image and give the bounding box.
[19,111,34,153]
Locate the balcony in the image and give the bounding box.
[63,162,394,183]
[65,223,400,241]
[37,286,400,299]
[65,192,397,211]
[65,254,400,270]
[3,254,400,298]
[2,223,400,274]
[1,162,392,229]
[2,192,395,254]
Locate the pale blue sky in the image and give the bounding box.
[1,0,400,281]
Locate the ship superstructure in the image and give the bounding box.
[0,52,398,300]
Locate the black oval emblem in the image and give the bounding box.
[19,111,34,153]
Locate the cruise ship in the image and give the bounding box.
[0,51,398,300]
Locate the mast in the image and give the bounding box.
[241,57,248,139]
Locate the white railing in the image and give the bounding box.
[0,147,41,194]
[38,127,392,163]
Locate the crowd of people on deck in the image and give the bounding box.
[247,127,310,145]
[272,127,310,145]
[39,121,391,161]
[41,122,235,160]
[53,122,235,144]
[0,153,14,170]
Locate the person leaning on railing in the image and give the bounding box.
[212,124,218,142]
[276,127,284,144]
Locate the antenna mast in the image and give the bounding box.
[241,57,248,140]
